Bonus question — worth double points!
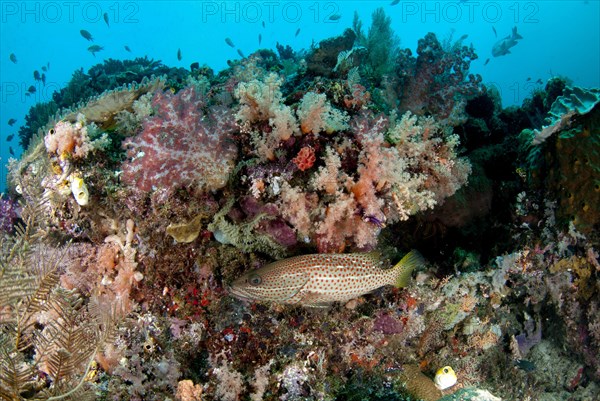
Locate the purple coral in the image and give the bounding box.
[515,318,542,356]
[121,86,238,192]
[373,311,404,335]
[0,195,19,233]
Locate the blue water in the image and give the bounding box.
[1,0,599,192]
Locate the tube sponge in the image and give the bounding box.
[70,175,89,206]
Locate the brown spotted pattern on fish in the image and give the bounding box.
[229,250,424,307]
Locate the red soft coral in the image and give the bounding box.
[121,86,238,192]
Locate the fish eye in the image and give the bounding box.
[49,128,55,135]
[443,368,449,373]
[248,274,262,286]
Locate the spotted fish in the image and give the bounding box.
[229,250,424,307]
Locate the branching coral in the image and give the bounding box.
[296,92,349,135]
[364,7,400,81]
[235,73,299,161]
[277,109,471,252]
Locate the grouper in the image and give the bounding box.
[228,250,424,307]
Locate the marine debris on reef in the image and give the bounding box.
[2,7,600,401]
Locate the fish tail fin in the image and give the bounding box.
[512,26,523,40]
[392,250,425,288]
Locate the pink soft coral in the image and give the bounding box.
[121,86,238,192]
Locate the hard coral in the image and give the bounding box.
[121,86,238,192]
[292,146,316,171]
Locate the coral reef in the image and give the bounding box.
[4,11,600,401]
[531,86,600,145]
[386,31,483,124]
[17,57,184,149]
[521,90,600,233]
[122,86,238,193]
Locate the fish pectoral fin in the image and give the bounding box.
[279,273,310,303]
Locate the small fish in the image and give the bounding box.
[328,14,341,21]
[9,53,17,63]
[33,70,41,81]
[390,0,400,5]
[177,48,182,61]
[229,250,424,306]
[87,45,104,56]
[484,58,490,66]
[9,146,14,156]
[295,28,301,37]
[237,49,245,58]
[47,62,50,70]
[258,33,262,45]
[536,79,543,85]
[492,26,523,57]
[515,359,536,372]
[41,73,46,86]
[103,12,109,27]
[458,34,468,42]
[434,366,458,390]
[262,21,265,28]
[27,85,36,94]
[7,118,16,126]
[80,29,93,41]
[6,134,14,142]
[492,26,497,38]
[225,37,235,48]
[124,45,132,52]
[42,66,47,72]
[526,77,531,81]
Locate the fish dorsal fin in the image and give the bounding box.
[363,251,384,267]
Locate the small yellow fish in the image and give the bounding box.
[434,366,457,390]
[229,250,424,306]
